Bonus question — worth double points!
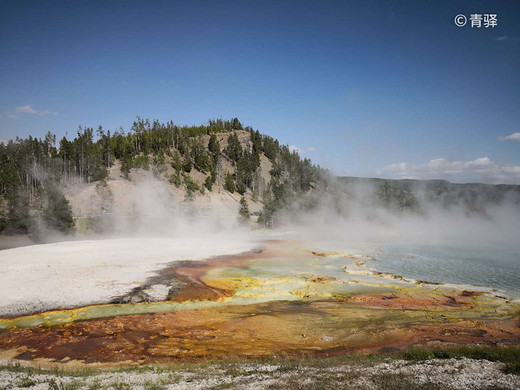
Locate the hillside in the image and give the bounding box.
[0,118,324,237]
[64,132,271,232]
[337,176,520,216]
[2,117,520,241]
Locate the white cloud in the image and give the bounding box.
[15,104,55,116]
[499,132,520,142]
[377,157,520,185]
[289,145,316,155]
[496,35,520,41]
[16,105,38,114]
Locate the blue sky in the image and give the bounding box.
[1,0,519,183]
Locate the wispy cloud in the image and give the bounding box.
[499,132,520,142]
[377,157,520,185]
[289,145,316,156]
[159,80,179,88]
[15,104,57,116]
[496,35,520,41]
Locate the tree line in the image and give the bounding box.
[0,117,327,235]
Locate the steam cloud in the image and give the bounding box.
[275,176,520,251]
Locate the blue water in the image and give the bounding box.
[364,244,520,299]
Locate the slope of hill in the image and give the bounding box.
[2,117,519,241]
[0,118,324,237]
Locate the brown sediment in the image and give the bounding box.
[415,280,443,286]
[304,276,337,283]
[344,255,377,261]
[107,247,275,305]
[311,251,327,257]
[0,301,518,365]
[318,317,520,356]
[1,241,519,367]
[122,244,282,304]
[461,290,485,297]
[346,292,475,310]
[169,249,266,301]
[371,271,406,281]
[109,240,320,306]
[167,241,310,302]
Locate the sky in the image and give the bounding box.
[1,0,519,184]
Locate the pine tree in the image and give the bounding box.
[208,134,220,159]
[43,186,75,234]
[238,196,250,223]
[204,175,213,191]
[231,117,243,130]
[171,150,182,173]
[226,132,242,162]
[5,191,31,234]
[192,140,210,172]
[224,172,236,193]
[182,157,193,173]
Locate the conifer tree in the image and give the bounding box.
[226,132,242,162]
[224,172,236,193]
[43,186,75,234]
[208,134,220,160]
[238,196,250,223]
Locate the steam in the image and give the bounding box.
[63,168,252,242]
[13,159,520,256]
[0,169,259,316]
[2,164,519,314]
[275,176,520,251]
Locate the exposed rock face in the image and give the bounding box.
[63,131,271,233]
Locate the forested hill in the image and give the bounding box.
[337,176,520,215]
[0,118,326,236]
[3,117,518,239]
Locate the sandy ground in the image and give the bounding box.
[0,358,518,389]
[0,235,259,317]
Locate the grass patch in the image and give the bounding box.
[397,345,520,375]
[0,362,99,378]
[47,378,83,390]
[502,361,520,375]
[210,383,235,390]
[87,379,102,390]
[265,370,440,390]
[143,378,167,390]
[0,344,519,388]
[109,381,130,390]
[399,345,520,362]
[15,377,37,387]
[372,373,445,390]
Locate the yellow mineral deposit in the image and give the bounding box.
[0,241,518,366]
